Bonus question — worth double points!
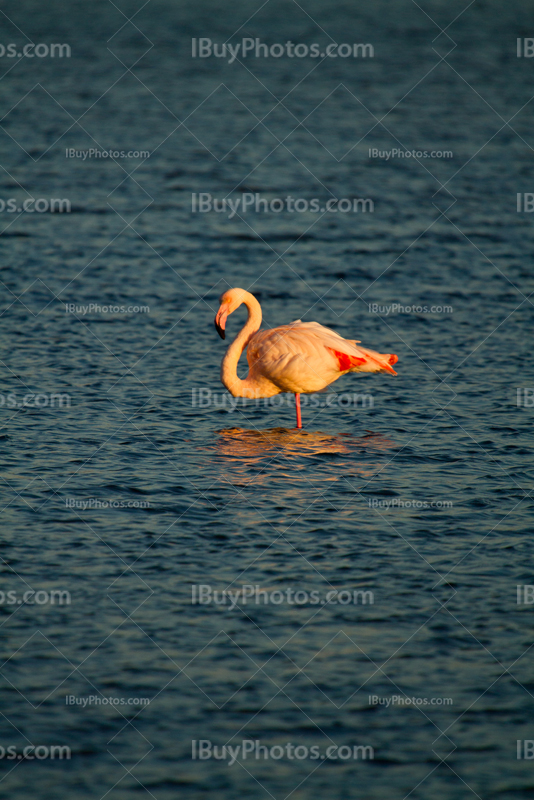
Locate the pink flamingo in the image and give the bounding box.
[214,288,398,429]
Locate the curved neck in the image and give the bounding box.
[221,292,262,397]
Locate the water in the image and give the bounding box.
[1,0,534,797]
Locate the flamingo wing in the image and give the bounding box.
[246,321,397,394]
[295,321,398,375]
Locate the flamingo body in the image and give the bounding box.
[246,320,397,395]
[214,288,398,427]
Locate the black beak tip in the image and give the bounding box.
[215,320,225,340]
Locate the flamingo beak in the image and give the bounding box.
[214,305,230,339]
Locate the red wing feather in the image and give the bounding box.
[327,347,367,372]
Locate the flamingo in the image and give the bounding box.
[214,288,398,429]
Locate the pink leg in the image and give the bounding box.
[295,393,302,429]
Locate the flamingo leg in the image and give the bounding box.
[295,393,302,429]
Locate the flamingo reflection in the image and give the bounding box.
[209,427,396,485]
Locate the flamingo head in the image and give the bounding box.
[214,288,248,339]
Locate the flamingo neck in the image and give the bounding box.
[221,292,262,397]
